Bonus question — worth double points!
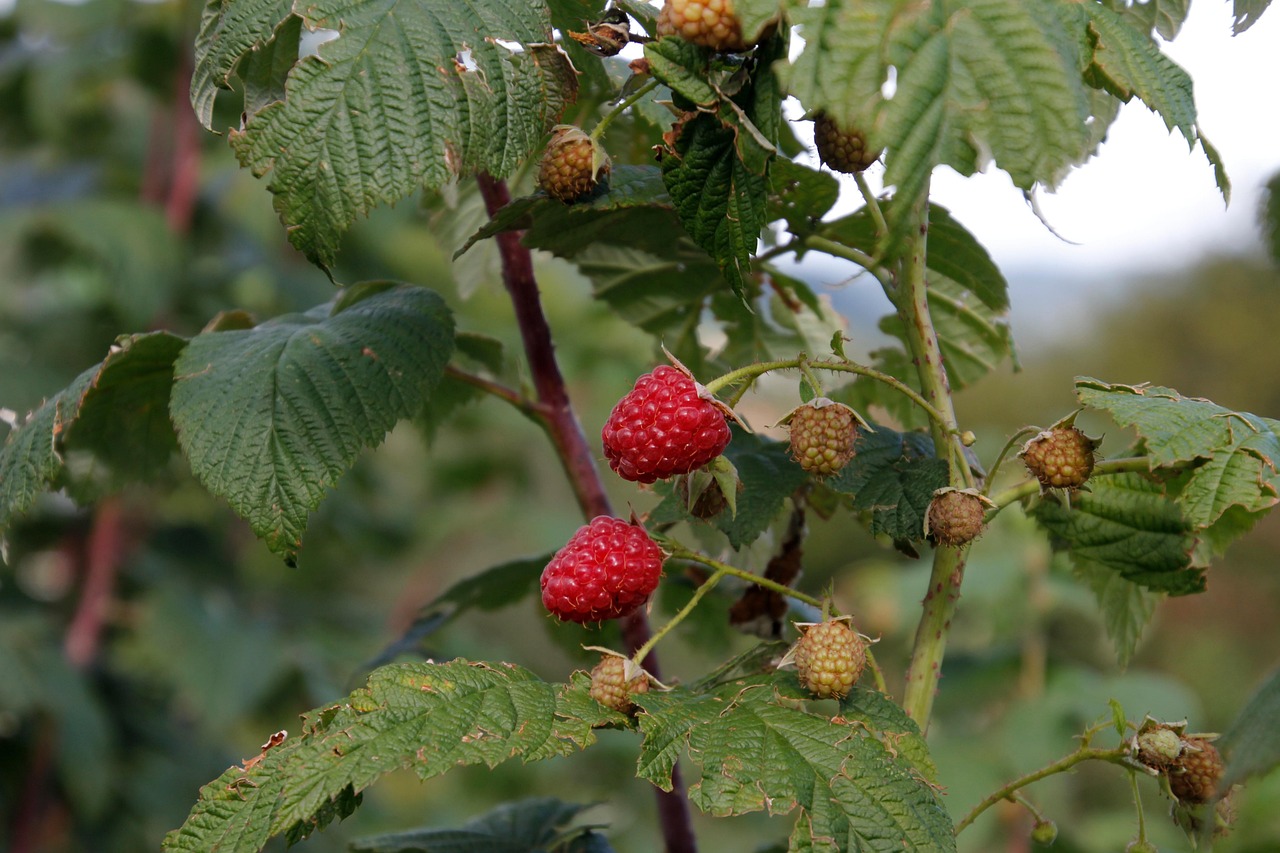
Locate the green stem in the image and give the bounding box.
[701,357,949,430]
[1129,769,1149,842]
[955,746,1130,835]
[864,648,889,696]
[804,235,894,292]
[667,546,823,610]
[797,358,825,397]
[756,239,802,263]
[982,426,1042,498]
[895,181,970,730]
[854,172,889,240]
[444,365,542,419]
[632,567,730,666]
[590,78,659,141]
[984,457,1158,514]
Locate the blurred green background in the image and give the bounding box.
[2,0,1280,851]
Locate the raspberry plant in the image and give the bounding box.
[3,0,1280,851]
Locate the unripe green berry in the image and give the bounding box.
[1031,819,1058,845]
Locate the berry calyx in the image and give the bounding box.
[785,398,860,476]
[655,0,748,52]
[1168,737,1225,804]
[602,364,733,484]
[813,112,880,174]
[540,516,664,623]
[925,488,992,547]
[789,618,866,700]
[1019,425,1100,490]
[1135,725,1184,771]
[537,125,611,204]
[1030,819,1058,845]
[589,654,649,713]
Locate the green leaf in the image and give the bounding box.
[1232,0,1273,34]
[456,165,672,259]
[650,428,809,550]
[198,0,577,267]
[634,675,955,851]
[768,158,840,235]
[837,686,938,784]
[162,662,608,853]
[1032,472,1203,596]
[1076,379,1280,530]
[0,332,188,533]
[169,284,454,563]
[828,426,949,541]
[1220,666,1280,789]
[661,111,769,301]
[1071,557,1160,668]
[787,0,1091,249]
[351,797,605,853]
[643,37,719,106]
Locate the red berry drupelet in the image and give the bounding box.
[540,517,665,623]
[602,365,733,484]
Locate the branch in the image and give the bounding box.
[474,174,697,853]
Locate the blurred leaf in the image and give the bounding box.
[768,158,840,235]
[365,554,548,670]
[828,425,948,541]
[1,332,187,533]
[1232,0,1273,34]
[351,796,605,852]
[162,662,611,853]
[1032,472,1203,594]
[644,37,718,106]
[199,0,576,266]
[1120,0,1191,39]
[1071,557,1160,668]
[1076,378,1280,532]
[169,284,454,563]
[1220,667,1280,789]
[634,674,954,850]
[1263,170,1280,264]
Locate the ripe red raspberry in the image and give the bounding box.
[787,399,859,476]
[1019,425,1100,490]
[656,0,748,51]
[1169,737,1225,804]
[813,112,880,174]
[791,618,866,699]
[540,517,664,623]
[589,654,649,713]
[925,488,991,547]
[602,365,732,484]
[537,125,610,203]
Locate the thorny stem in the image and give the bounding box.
[702,356,948,428]
[475,174,697,853]
[863,648,889,696]
[64,497,130,669]
[955,745,1130,834]
[590,78,659,142]
[897,180,970,730]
